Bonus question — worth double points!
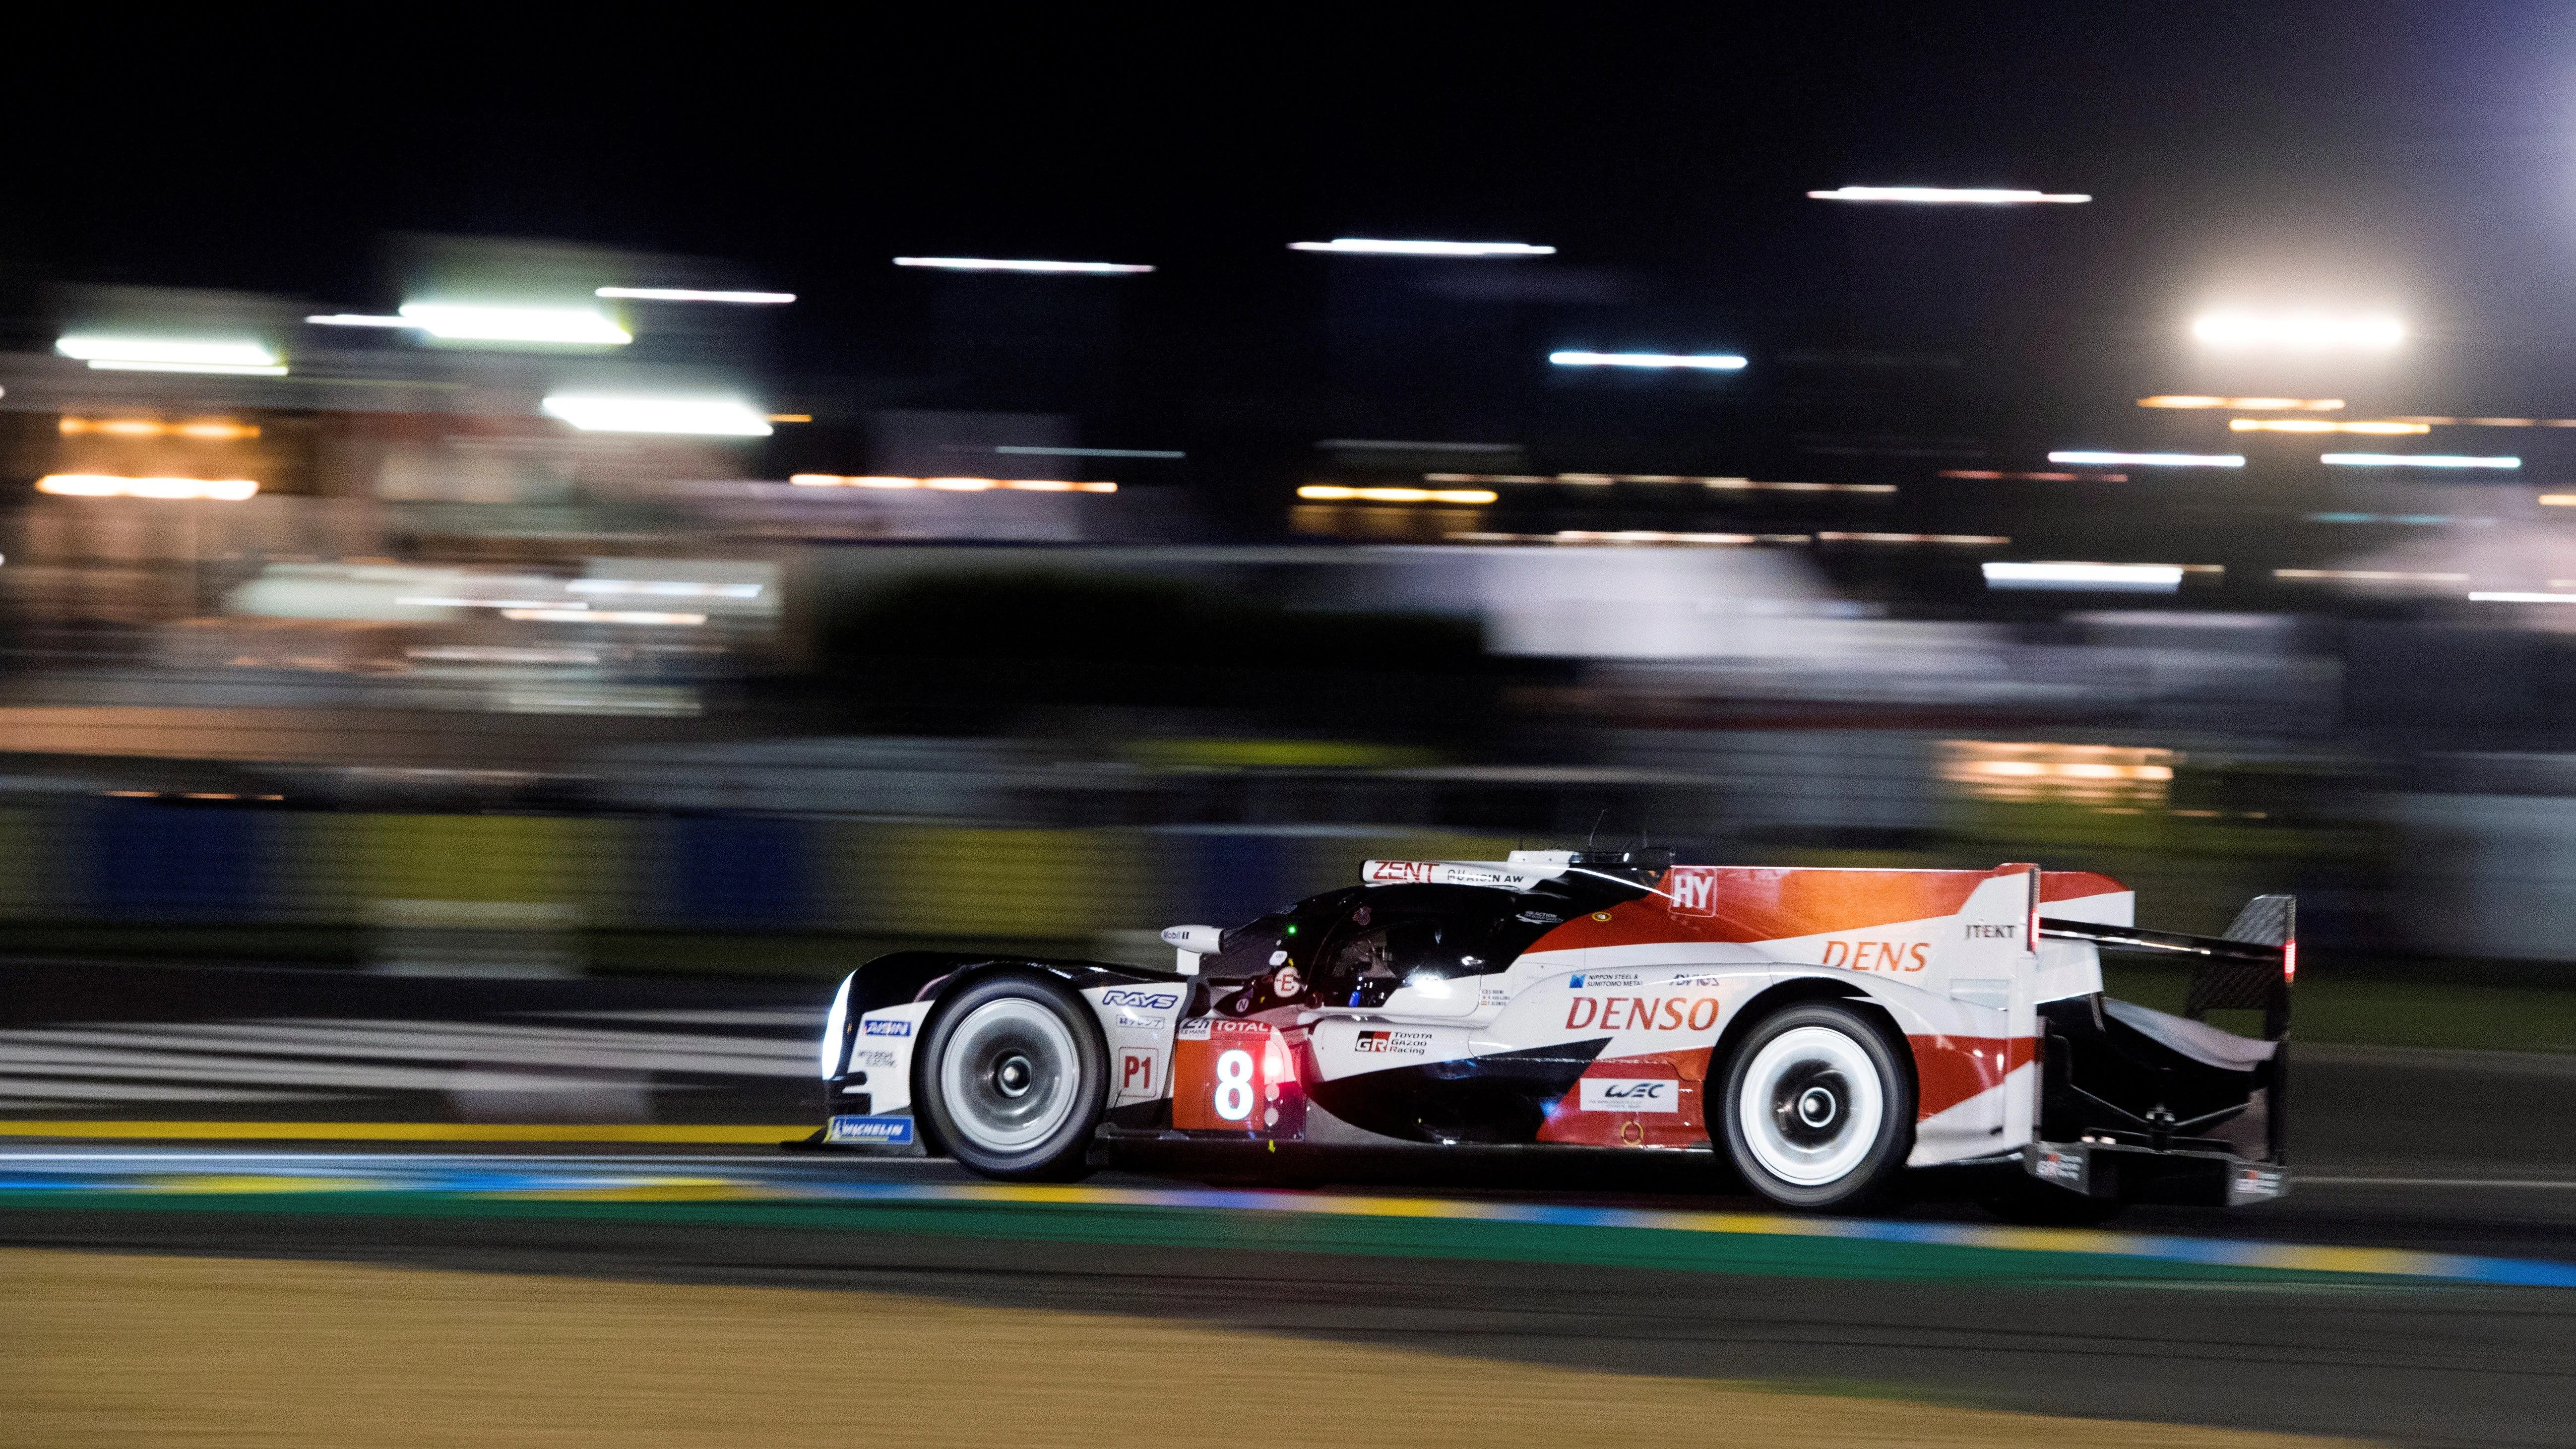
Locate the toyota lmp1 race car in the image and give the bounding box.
[812,850,2293,1217]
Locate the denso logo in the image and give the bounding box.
[1820,940,1929,972]
[1100,989,1181,1009]
[862,1018,911,1036]
[1565,996,1723,1032]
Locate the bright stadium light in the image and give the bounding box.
[595,287,796,304]
[2190,312,2405,351]
[2047,451,2244,467]
[55,336,285,376]
[2229,419,2429,435]
[540,395,773,437]
[1288,239,1557,256]
[36,474,259,501]
[1984,562,2185,592]
[400,304,632,345]
[1807,187,2089,204]
[2138,395,2345,411]
[2320,453,2520,469]
[1297,485,1499,504]
[892,257,1153,274]
[1550,350,1747,371]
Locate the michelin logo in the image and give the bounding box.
[827,1115,917,1145]
[862,1018,911,1037]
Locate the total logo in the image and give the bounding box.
[1100,989,1182,1010]
[861,1018,912,1037]
[1578,1077,1681,1113]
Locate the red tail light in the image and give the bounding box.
[2283,938,2298,985]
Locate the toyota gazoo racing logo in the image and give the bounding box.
[1352,1029,1432,1055]
[1099,989,1182,1010]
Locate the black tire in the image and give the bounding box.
[915,973,1107,1181]
[1977,1174,2126,1227]
[1718,1000,1915,1211]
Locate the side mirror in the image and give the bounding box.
[1159,924,1224,975]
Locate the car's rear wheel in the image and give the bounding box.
[1719,1000,1914,1211]
[917,974,1106,1181]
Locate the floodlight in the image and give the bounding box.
[540,395,772,436]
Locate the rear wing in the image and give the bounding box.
[2040,893,2294,1040]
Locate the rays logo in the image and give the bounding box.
[1100,989,1182,1009]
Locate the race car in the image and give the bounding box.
[811,849,2291,1216]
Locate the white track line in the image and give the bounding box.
[2299,1175,2576,1190]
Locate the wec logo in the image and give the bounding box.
[1578,1077,1681,1113]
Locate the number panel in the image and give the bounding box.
[1172,1017,1306,1133]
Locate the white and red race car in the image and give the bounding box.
[813,849,2291,1216]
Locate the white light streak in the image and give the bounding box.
[2230,419,2428,435]
[1288,239,1557,256]
[1297,485,1498,504]
[395,598,583,612]
[595,287,795,304]
[499,609,707,626]
[2190,312,2404,351]
[2469,592,2576,604]
[892,257,1153,274]
[787,474,1116,493]
[399,304,632,345]
[36,475,259,501]
[303,314,414,328]
[2047,451,2244,467]
[2320,453,2519,469]
[540,395,773,437]
[1549,350,1747,371]
[1983,562,2186,592]
[2138,395,2345,411]
[568,580,764,599]
[56,336,284,376]
[1807,187,2089,204]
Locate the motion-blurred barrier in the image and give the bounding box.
[0,799,1507,967]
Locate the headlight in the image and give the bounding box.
[819,973,853,1080]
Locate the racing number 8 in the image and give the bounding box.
[1213,1049,1256,1121]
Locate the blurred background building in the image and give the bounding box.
[2,9,2576,977]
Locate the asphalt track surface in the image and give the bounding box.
[11,960,2576,1445]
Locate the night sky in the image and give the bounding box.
[7,5,2576,450]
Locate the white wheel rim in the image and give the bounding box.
[940,998,1080,1153]
[1737,1024,1885,1188]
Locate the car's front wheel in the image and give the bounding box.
[1718,1000,1914,1211]
[916,974,1107,1181]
